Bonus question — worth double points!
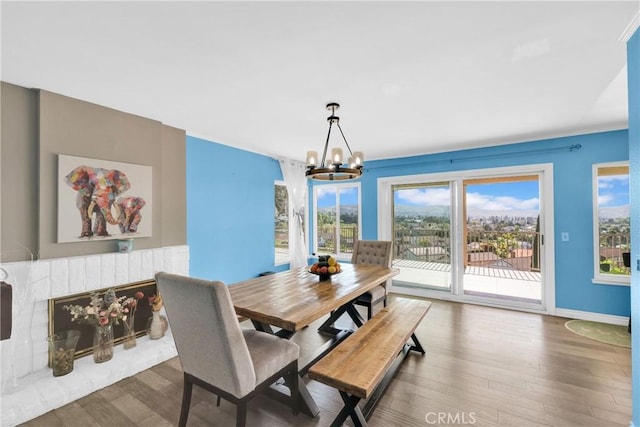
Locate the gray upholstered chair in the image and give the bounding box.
[155,272,300,427]
[351,240,393,319]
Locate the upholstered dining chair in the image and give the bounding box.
[155,272,300,427]
[351,240,393,319]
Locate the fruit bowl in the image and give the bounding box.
[309,270,341,281]
[309,255,342,281]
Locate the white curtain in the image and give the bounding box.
[279,158,308,268]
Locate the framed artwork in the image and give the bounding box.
[58,154,152,243]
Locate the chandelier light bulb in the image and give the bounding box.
[306,151,318,167]
[353,151,364,167]
[331,148,343,165]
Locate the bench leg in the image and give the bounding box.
[410,333,426,355]
[331,391,366,427]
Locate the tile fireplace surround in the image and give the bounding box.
[0,245,189,426]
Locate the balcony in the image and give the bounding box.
[304,226,630,304]
[392,227,543,304]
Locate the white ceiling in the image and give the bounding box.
[2,1,638,162]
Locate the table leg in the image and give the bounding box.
[317,300,363,335]
[299,329,351,377]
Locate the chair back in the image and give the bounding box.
[351,240,393,267]
[155,272,257,398]
[351,240,393,293]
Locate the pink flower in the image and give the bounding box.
[99,316,109,326]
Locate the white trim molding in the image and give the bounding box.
[555,307,630,326]
[620,10,640,42]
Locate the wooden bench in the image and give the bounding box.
[308,297,431,427]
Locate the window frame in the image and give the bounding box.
[312,182,362,261]
[592,161,631,286]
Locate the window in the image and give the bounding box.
[313,183,361,259]
[275,181,289,264]
[593,162,630,285]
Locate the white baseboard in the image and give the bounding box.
[554,307,630,326]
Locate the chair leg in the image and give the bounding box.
[367,303,373,320]
[217,395,221,407]
[179,373,194,427]
[289,366,299,415]
[236,401,247,427]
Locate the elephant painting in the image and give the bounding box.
[65,165,136,238]
[116,196,146,233]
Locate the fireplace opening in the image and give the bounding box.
[48,279,158,363]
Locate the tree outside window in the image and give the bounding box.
[275,182,289,263]
[314,183,361,258]
[593,162,630,284]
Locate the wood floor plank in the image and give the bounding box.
[21,297,632,427]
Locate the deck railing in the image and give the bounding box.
[311,226,629,275]
[317,225,358,254]
[393,228,542,272]
[599,232,631,274]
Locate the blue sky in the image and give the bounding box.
[315,176,628,212]
[316,186,359,208]
[394,181,540,212]
[598,174,630,207]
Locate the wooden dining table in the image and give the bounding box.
[228,263,399,417]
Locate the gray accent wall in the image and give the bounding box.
[1,82,186,261]
[0,82,39,262]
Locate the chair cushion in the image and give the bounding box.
[243,329,300,386]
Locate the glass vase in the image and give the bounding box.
[93,324,114,363]
[122,314,136,349]
[47,330,81,376]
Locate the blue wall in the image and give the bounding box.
[627,27,640,427]
[186,136,288,283]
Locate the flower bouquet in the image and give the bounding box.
[64,289,130,363]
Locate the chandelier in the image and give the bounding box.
[305,103,364,181]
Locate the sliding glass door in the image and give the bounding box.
[462,175,543,307]
[391,182,453,291]
[378,164,552,312]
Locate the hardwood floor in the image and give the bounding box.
[21,297,631,427]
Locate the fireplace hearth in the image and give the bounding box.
[0,245,188,426]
